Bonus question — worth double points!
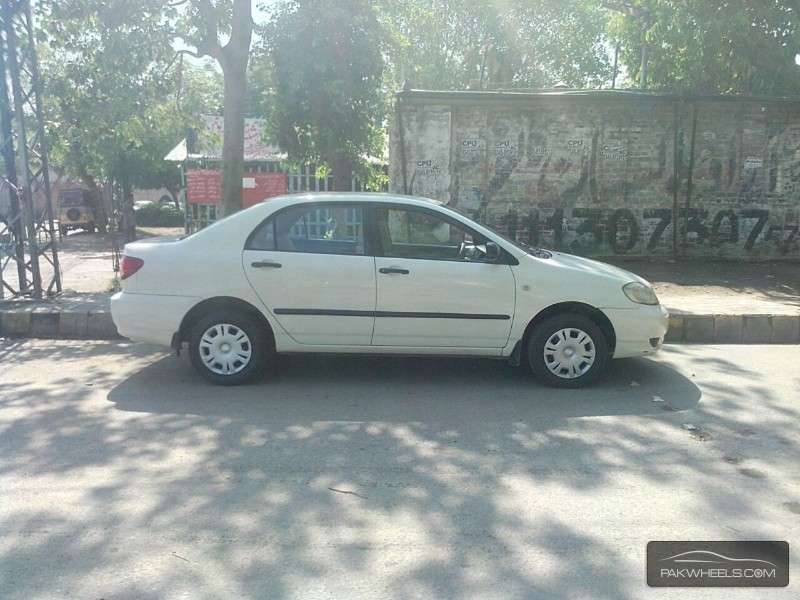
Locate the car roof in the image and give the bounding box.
[270,192,445,208]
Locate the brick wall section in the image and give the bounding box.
[390,90,800,258]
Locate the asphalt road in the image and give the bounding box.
[1,340,798,599]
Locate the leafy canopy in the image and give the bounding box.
[262,0,386,181]
[39,0,222,193]
[378,0,614,90]
[605,0,800,94]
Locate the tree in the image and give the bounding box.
[175,0,253,217]
[377,0,613,91]
[262,0,385,190]
[39,0,224,236]
[39,0,179,233]
[604,0,800,94]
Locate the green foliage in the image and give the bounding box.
[39,0,223,195]
[606,0,800,95]
[377,0,613,90]
[133,202,184,227]
[261,0,386,180]
[40,0,174,181]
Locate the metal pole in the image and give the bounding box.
[395,92,409,195]
[0,27,25,293]
[683,102,699,255]
[20,0,60,294]
[639,41,649,89]
[1,0,41,297]
[671,100,680,255]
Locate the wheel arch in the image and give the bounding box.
[175,296,275,349]
[520,301,616,356]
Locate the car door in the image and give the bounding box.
[242,202,375,346]
[371,204,516,348]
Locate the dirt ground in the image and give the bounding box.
[1,228,183,296]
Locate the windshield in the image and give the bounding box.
[444,204,552,258]
[59,194,88,208]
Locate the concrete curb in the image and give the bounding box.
[0,309,120,340]
[2,307,799,344]
[664,314,800,344]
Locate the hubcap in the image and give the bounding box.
[543,328,596,379]
[199,323,253,376]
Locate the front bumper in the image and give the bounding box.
[603,304,669,359]
[111,291,197,348]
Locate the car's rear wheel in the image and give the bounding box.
[188,309,269,385]
[527,313,609,388]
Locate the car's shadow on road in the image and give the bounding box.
[108,351,701,424]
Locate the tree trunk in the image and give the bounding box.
[331,156,354,192]
[219,60,247,217]
[74,160,108,233]
[78,176,108,233]
[218,0,253,218]
[120,176,136,244]
[166,186,180,210]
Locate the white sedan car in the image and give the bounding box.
[111,193,669,387]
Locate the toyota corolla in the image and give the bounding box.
[111,193,669,387]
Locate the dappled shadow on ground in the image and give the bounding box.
[110,353,701,422]
[1,341,798,598]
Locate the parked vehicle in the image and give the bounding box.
[58,188,96,236]
[111,193,669,387]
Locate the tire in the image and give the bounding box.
[527,313,609,388]
[188,309,271,385]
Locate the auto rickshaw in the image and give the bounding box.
[58,188,96,237]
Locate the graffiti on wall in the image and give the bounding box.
[391,97,800,258]
[480,205,799,257]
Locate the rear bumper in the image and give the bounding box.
[110,291,197,347]
[604,304,669,359]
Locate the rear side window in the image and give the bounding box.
[248,219,275,250]
[246,204,365,256]
[59,192,87,208]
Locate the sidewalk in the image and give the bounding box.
[606,259,800,343]
[1,235,798,343]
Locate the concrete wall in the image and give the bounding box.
[390,90,800,258]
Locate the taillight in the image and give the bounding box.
[121,255,144,280]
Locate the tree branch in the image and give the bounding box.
[196,0,221,59]
[221,0,253,68]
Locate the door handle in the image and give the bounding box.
[379,267,409,275]
[251,260,282,269]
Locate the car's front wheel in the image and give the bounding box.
[188,309,270,385]
[527,314,609,388]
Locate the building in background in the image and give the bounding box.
[165,116,384,232]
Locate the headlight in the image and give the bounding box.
[623,282,659,305]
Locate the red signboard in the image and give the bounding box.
[186,170,287,206]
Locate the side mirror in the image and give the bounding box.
[484,241,501,262]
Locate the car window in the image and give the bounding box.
[376,207,488,261]
[268,204,365,255]
[248,218,276,251]
[59,194,87,208]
